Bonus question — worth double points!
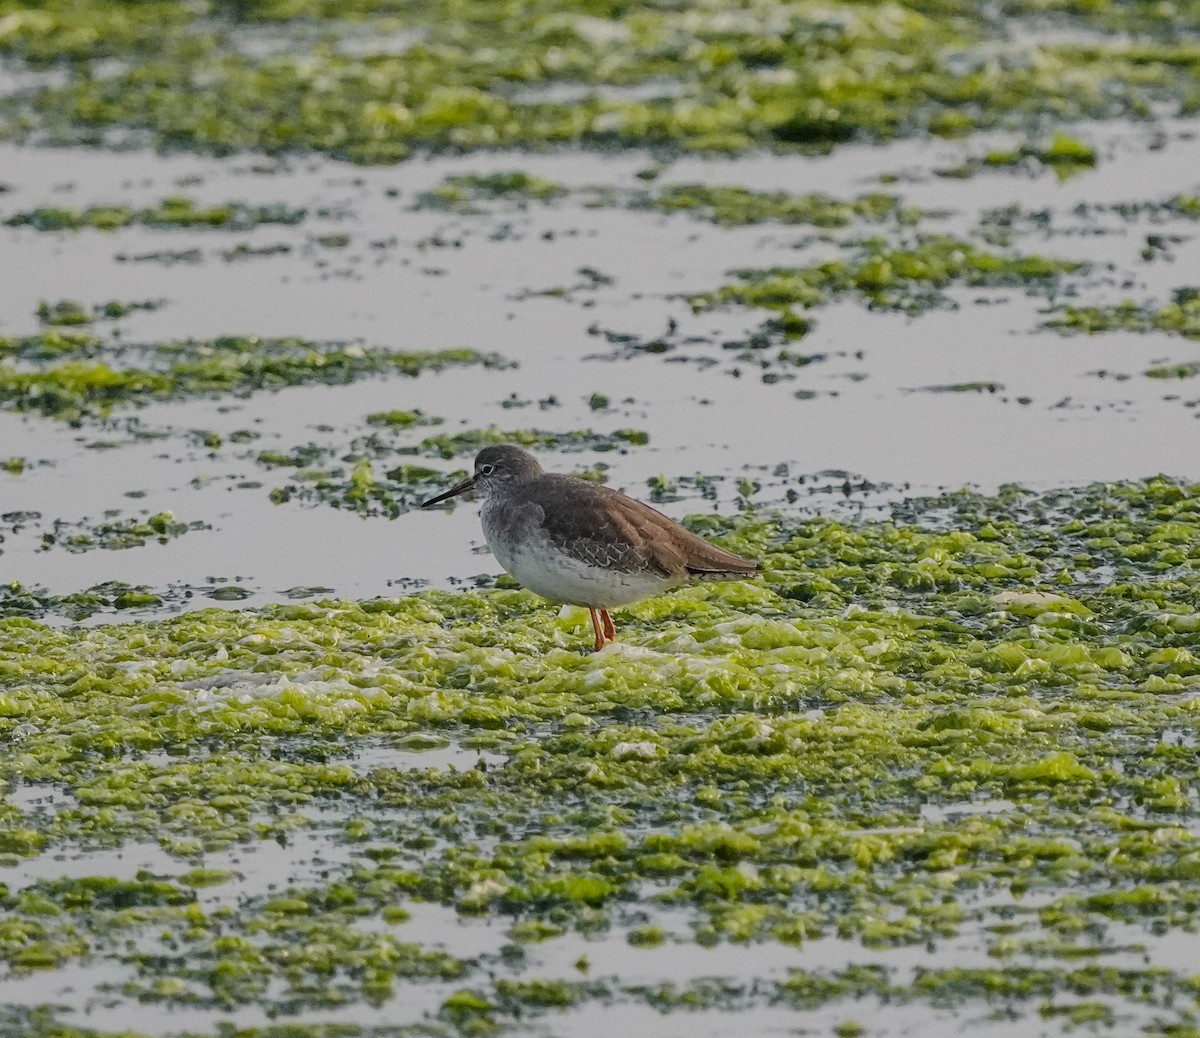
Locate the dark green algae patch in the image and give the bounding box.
[265,426,651,518]
[3,478,1200,1031]
[36,510,209,554]
[5,0,1200,161]
[4,197,307,233]
[416,172,922,230]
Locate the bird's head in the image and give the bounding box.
[419,444,545,508]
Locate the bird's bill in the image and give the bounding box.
[419,475,475,508]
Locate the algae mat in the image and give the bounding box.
[3,478,1200,1036]
[3,0,1200,1035]
[3,0,1200,161]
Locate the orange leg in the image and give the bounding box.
[600,609,616,643]
[588,607,606,653]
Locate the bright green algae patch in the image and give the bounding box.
[6,0,1200,161]
[3,478,1200,1030]
[0,335,502,421]
[1047,288,1200,340]
[691,236,1082,324]
[937,132,1099,181]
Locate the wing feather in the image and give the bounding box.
[522,475,758,580]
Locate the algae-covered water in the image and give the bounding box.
[2,1,1200,1036]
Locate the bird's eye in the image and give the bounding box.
[479,464,495,476]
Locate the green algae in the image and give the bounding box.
[1093,194,1200,222]
[940,133,1098,180]
[5,197,306,232]
[980,195,1200,249]
[37,299,164,327]
[1,478,1200,1031]
[644,186,916,228]
[0,330,106,363]
[1145,361,1200,379]
[691,236,1082,328]
[414,174,921,229]
[988,133,1097,174]
[0,1,190,65]
[264,427,648,517]
[912,381,1005,394]
[416,172,567,211]
[6,0,1200,162]
[1047,289,1200,340]
[39,511,208,554]
[365,409,444,429]
[0,581,175,620]
[0,336,501,421]
[418,427,648,458]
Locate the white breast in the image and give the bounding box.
[484,523,675,608]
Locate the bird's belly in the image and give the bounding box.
[487,529,672,608]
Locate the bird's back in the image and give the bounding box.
[497,473,759,581]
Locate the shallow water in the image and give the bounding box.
[3,17,1200,1035]
[2,121,1198,615]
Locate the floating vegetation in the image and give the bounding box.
[1,478,1200,1028]
[0,329,105,362]
[1144,361,1200,379]
[0,336,502,421]
[647,186,917,228]
[1004,134,1097,173]
[38,510,208,553]
[417,427,649,459]
[691,237,1082,322]
[939,133,1098,180]
[0,2,191,64]
[219,241,292,262]
[413,175,922,229]
[268,455,450,518]
[7,1,1200,161]
[978,194,1200,247]
[0,579,165,619]
[646,472,723,503]
[1089,194,1200,223]
[116,248,203,265]
[909,381,1005,394]
[5,196,307,232]
[415,172,568,211]
[365,409,444,429]
[36,298,164,326]
[1047,289,1200,340]
[265,427,649,517]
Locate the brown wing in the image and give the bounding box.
[523,475,759,580]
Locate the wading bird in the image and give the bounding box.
[420,445,759,652]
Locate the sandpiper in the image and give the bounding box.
[420,445,759,652]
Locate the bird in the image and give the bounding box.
[419,445,759,652]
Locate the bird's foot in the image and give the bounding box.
[589,607,619,653]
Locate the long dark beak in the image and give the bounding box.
[419,475,475,508]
